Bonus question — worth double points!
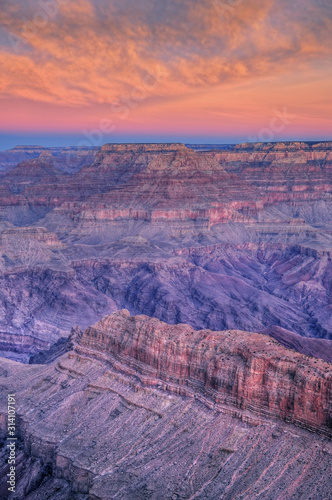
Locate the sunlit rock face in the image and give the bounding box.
[0,141,332,362]
[0,311,331,499]
[78,311,332,435]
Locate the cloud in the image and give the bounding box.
[0,0,331,110]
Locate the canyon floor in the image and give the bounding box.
[0,142,331,498]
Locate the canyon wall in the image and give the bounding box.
[77,311,332,436]
[0,311,331,499]
[1,142,332,361]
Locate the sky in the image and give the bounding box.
[0,0,331,149]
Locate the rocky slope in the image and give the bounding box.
[1,240,332,363]
[0,311,331,499]
[0,145,97,173]
[78,311,332,435]
[262,326,332,364]
[0,142,332,361]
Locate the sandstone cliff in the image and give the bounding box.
[0,312,331,499]
[77,311,332,436]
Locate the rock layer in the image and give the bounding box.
[77,311,332,436]
[0,312,331,499]
[1,142,332,361]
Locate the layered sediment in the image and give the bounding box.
[1,141,332,361]
[77,311,332,436]
[0,311,331,499]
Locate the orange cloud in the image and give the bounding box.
[0,0,331,137]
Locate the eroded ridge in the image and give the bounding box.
[0,311,331,499]
[75,310,332,437]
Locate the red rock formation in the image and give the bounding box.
[76,311,332,436]
[0,312,331,499]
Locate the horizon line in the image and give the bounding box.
[2,138,332,152]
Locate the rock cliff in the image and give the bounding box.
[77,311,332,436]
[0,312,331,499]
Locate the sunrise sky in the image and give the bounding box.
[0,0,331,149]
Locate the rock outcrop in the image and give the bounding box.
[77,311,332,436]
[0,311,331,499]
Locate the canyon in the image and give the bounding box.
[0,311,331,499]
[0,141,331,498]
[0,142,332,362]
